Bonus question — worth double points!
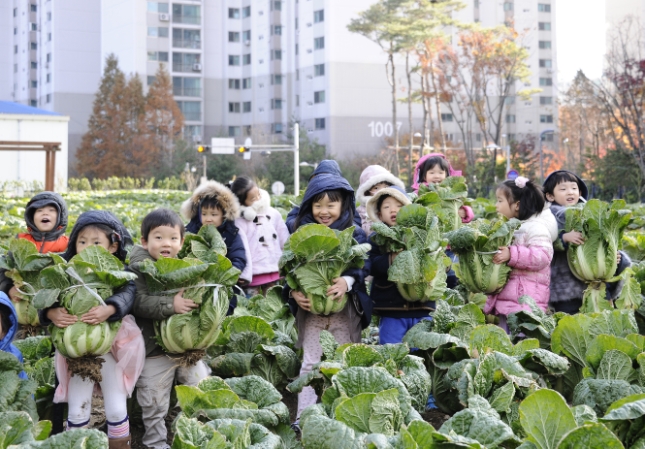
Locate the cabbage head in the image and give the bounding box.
[414,176,469,233]
[371,204,449,302]
[445,217,521,294]
[279,224,371,315]
[32,246,136,358]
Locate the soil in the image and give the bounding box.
[421,409,452,429]
[67,356,105,383]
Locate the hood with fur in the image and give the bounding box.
[24,191,68,241]
[181,180,241,223]
[356,165,405,206]
[240,188,271,221]
[366,186,411,225]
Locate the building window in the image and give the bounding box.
[30,42,37,50]
[148,51,169,62]
[47,53,52,62]
[295,44,298,55]
[271,49,282,60]
[314,64,325,76]
[229,102,241,113]
[30,23,37,31]
[506,114,516,123]
[173,77,201,96]
[271,1,282,11]
[539,59,552,68]
[296,95,299,107]
[229,79,240,89]
[315,118,326,130]
[177,100,201,121]
[228,8,240,19]
[30,62,37,69]
[540,114,554,123]
[243,101,251,113]
[314,10,324,23]
[14,28,17,35]
[475,133,482,142]
[538,3,551,12]
[242,6,251,18]
[47,12,52,20]
[173,28,201,48]
[46,73,51,83]
[271,99,283,110]
[173,52,200,71]
[539,40,552,49]
[172,4,201,25]
[14,46,17,54]
[48,33,51,41]
[147,2,169,13]
[242,78,252,89]
[272,25,282,35]
[314,37,324,50]
[271,74,283,85]
[538,22,551,30]
[540,96,553,105]
[503,2,513,11]
[229,126,241,137]
[148,27,169,37]
[229,31,240,42]
[242,30,251,42]
[314,91,325,103]
[31,80,37,88]
[272,123,283,134]
[228,55,240,66]
[243,54,251,65]
[29,100,36,107]
[147,76,156,85]
[13,7,17,16]
[296,69,299,81]
[504,96,515,105]
[441,113,453,122]
[14,64,17,73]
[539,77,553,86]
[46,94,51,103]
[31,4,37,12]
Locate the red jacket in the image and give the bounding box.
[17,233,69,253]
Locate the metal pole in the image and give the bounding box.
[294,123,300,195]
[539,129,555,183]
[203,154,207,179]
[503,135,510,174]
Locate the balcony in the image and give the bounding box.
[173,15,200,25]
[173,63,201,73]
[173,87,202,97]
[173,38,201,49]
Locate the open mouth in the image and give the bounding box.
[390,215,397,222]
[40,218,51,223]
[160,250,171,257]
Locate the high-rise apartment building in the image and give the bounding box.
[1,0,558,168]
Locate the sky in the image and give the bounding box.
[556,0,605,87]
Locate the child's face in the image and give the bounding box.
[76,227,118,255]
[33,206,58,232]
[496,189,519,219]
[546,181,580,206]
[312,194,342,227]
[142,225,184,260]
[368,182,390,196]
[378,196,404,227]
[245,186,261,207]
[425,166,448,184]
[201,206,224,228]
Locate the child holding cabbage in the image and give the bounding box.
[39,210,145,449]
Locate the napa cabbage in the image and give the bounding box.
[445,217,521,294]
[278,224,371,315]
[370,204,450,302]
[413,176,469,233]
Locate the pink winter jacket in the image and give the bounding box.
[484,206,558,316]
[237,189,290,282]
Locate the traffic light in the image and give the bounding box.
[197,145,210,153]
[237,146,250,154]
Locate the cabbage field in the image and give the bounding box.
[3,189,645,448]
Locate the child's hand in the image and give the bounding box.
[493,247,511,264]
[81,305,116,325]
[327,278,349,300]
[458,207,466,219]
[563,231,585,245]
[47,307,77,328]
[617,252,622,265]
[8,286,22,302]
[291,291,311,311]
[173,289,199,314]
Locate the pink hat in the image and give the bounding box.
[356,165,405,206]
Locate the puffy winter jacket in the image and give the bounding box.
[0,292,28,379]
[18,191,69,253]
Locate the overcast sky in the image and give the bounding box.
[556,0,605,87]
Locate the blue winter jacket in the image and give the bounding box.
[0,292,28,379]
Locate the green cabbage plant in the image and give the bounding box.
[445,217,521,294]
[32,246,136,362]
[371,204,449,302]
[413,176,469,233]
[278,224,371,315]
[565,199,632,312]
[0,239,63,327]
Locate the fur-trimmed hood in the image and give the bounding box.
[366,186,411,225]
[240,189,271,222]
[356,165,405,206]
[181,180,241,222]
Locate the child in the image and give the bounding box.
[0,292,28,379]
[356,165,405,235]
[130,209,210,449]
[229,177,290,295]
[181,181,249,284]
[41,210,144,448]
[543,170,631,313]
[484,177,558,331]
[366,186,434,343]
[282,173,372,424]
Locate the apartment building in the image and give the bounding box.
[1,0,558,167]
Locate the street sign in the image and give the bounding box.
[211,138,235,154]
[272,181,285,195]
[507,169,519,181]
